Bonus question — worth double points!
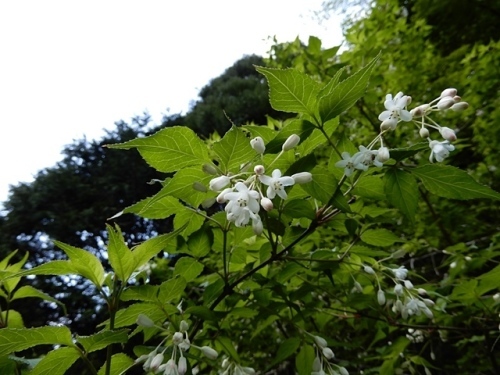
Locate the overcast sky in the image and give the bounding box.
[0,0,343,209]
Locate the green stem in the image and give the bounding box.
[222,228,229,285]
[104,277,120,375]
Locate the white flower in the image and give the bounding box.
[216,188,233,203]
[260,197,273,211]
[451,102,469,111]
[356,146,381,168]
[209,175,230,191]
[259,169,295,199]
[322,347,335,360]
[252,216,263,235]
[437,96,455,110]
[376,146,390,163]
[394,283,404,296]
[178,356,187,375]
[161,359,177,375]
[199,346,218,360]
[378,92,412,130]
[419,127,430,138]
[377,289,386,305]
[392,266,408,280]
[224,182,260,227]
[440,88,457,98]
[250,136,265,153]
[254,164,265,175]
[335,152,364,176]
[429,140,455,163]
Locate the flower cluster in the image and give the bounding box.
[208,134,312,234]
[310,334,349,375]
[135,315,218,374]
[335,88,469,176]
[362,265,435,320]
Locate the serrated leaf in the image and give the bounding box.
[1,252,28,293]
[271,337,301,367]
[97,353,135,375]
[106,126,209,173]
[203,277,225,306]
[390,142,428,162]
[318,54,379,122]
[53,241,105,287]
[242,124,276,143]
[360,229,403,247]
[111,303,164,329]
[76,329,129,353]
[107,224,135,282]
[213,126,254,172]
[120,285,159,302]
[301,166,337,204]
[121,194,182,219]
[174,207,205,237]
[384,168,419,224]
[0,327,74,357]
[159,277,186,302]
[217,337,240,362]
[30,347,80,375]
[411,164,500,200]
[255,66,321,116]
[158,167,211,207]
[11,285,67,314]
[265,119,316,154]
[132,228,182,270]
[13,260,77,279]
[173,257,204,282]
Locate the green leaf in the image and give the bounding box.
[318,54,379,122]
[216,337,240,362]
[265,119,316,154]
[53,241,105,287]
[76,329,129,353]
[173,257,204,282]
[106,224,135,283]
[360,229,403,247]
[389,142,428,162]
[159,277,187,302]
[156,167,211,207]
[213,126,254,172]
[1,310,24,328]
[384,168,419,224]
[30,347,80,375]
[2,252,28,293]
[411,164,500,200]
[301,166,337,204]
[11,286,67,315]
[132,228,183,270]
[111,303,164,329]
[203,277,225,305]
[97,353,135,375]
[106,126,209,173]
[123,194,183,219]
[296,344,315,375]
[187,227,213,258]
[120,285,159,302]
[0,326,74,357]
[0,250,20,270]
[352,176,385,200]
[174,207,205,237]
[271,337,301,367]
[255,66,321,116]
[13,260,76,278]
[283,199,316,220]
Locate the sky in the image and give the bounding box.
[0,1,343,209]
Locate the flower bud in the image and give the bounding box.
[451,102,469,111]
[254,164,265,175]
[380,118,397,131]
[314,335,328,348]
[260,197,273,211]
[179,320,189,332]
[173,332,184,345]
[377,289,386,305]
[291,172,312,184]
[312,356,322,372]
[364,265,375,275]
[216,188,233,203]
[417,288,428,296]
[376,146,390,163]
[394,283,404,297]
[423,298,435,307]
[404,280,414,290]
[282,134,300,151]
[391,248,406,259]
[192,181,208,192]
[252,218,263,236]
[437,97,455,110]
[440,88,457,98]
[200,346,218,360]
[202,163,218,175]
[453,95,461,102]
[410,104,429,117]
[242,367,256,375]
[339,367,350,375]
[150,353,164,371]
[439,127,457,142]
[419,127,430,138]
[250,136,266,154]
[322,347,335,360]
[201,197,216,209]
[209,176,230,191]
[178,356,187,375]
[354,281,363,293]
[422,306,434,319]
[405,96,412,106]
[136,314,155,328]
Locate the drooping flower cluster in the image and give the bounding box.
[135,315,218,375]
[335,88,469,176]
[218,358,256,375]
[361,264,435,320]
[207,134,313,235]
[309,334,349,375]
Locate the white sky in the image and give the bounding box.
[0,0,343,209]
